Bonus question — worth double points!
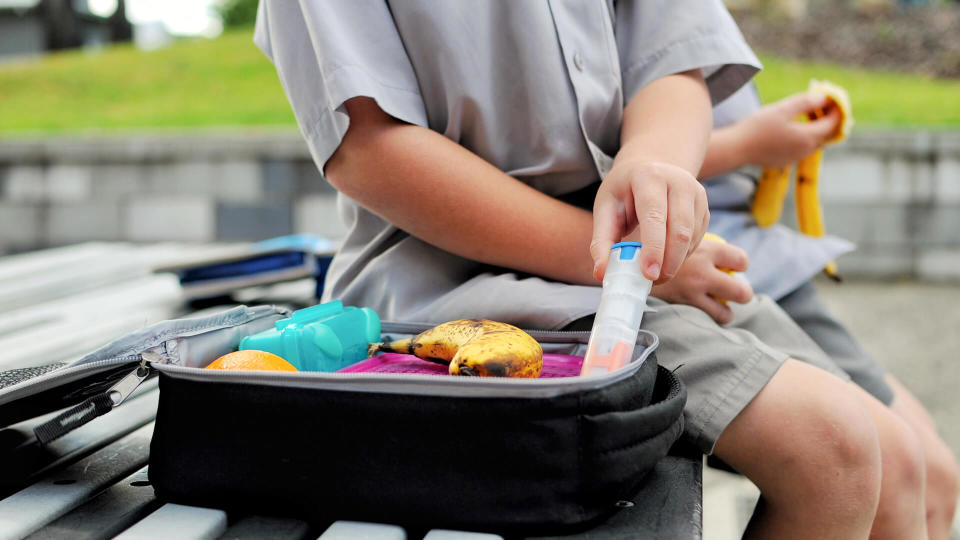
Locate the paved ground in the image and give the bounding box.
[819,278,960,456]
[704,278,960,539]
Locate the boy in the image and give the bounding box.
[702,82,959,539]
[256,2,928,537]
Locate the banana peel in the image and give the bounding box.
[751,79,853,282]
[751,166,792,227]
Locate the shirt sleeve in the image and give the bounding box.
[254,0,428,171]
[614,0,762,106]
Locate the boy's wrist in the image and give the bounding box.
[613,141,696,178]
[725,120,757,169]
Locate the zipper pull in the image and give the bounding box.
[107,355,152,407]
[34,354,158,445]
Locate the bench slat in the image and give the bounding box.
[0,253,151,312]
[0,274,181,337]
[422,530,504,539]
[0,385,158,498]
[113,503,227,540]
[23,466,159,540]
[219,515,313,540]
[0,423,152,539]
[0,243,129,283]
[318,521,407,540]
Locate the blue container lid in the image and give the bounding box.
[610,241,642,260]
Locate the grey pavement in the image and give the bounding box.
[819,278,960,457]
[704,277,960,539]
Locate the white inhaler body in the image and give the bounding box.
[580,242,652,376]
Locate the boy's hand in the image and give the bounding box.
[734,91,841,168]
[591,158,710,284]
[650,237,753,324]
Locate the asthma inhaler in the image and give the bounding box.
[580,242,652,376]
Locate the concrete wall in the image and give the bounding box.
[1,130,958,280]
[817,131,960,281]
[0,18,46,58]
[0,131,347,252]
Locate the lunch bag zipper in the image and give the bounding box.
[33,352,161,445]
[5,305,288,445]
[26,318,658,442]
[106,353,155,406]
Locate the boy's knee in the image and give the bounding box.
[718,361,883,515]
[755,383,883,529]
[786,388,882,501]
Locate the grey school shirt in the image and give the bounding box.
[704,84,854,300]
[255,0,761,329]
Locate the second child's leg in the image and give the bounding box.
[887,376,960,540]
[714,359,927,540]
[639,295,929,538]
[778,281,959,539]
[848,380,929,539]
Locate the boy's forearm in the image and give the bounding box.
[618,71,712,175]
[326,100,597,286]
[699,124,750,179]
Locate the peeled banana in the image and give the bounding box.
[368,319,544,378]
[703,233,735,306]
[751,79,853,281]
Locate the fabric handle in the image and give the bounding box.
[34,393,114,445]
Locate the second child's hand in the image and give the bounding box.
[700,91,842,179]
[651,239,753,324]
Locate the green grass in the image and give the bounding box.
[754,53,960,128]
[1,33,959,133]
[0,29,296,134]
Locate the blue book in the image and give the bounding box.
[158,235,336,300]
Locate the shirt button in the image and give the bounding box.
[573,52,584,71]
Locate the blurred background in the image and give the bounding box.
[0,0,959,257]
[0,0,957,536]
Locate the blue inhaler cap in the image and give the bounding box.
[610,241,642,261]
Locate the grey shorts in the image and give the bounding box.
[647,294,855,454]
[567,293,852,455]
[777,280,894,406]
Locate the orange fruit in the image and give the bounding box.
[205,350,298,371]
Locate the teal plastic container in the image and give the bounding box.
[239,300,381,372]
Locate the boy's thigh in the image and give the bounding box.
[777,280,895,406]
[641,295,851,455]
